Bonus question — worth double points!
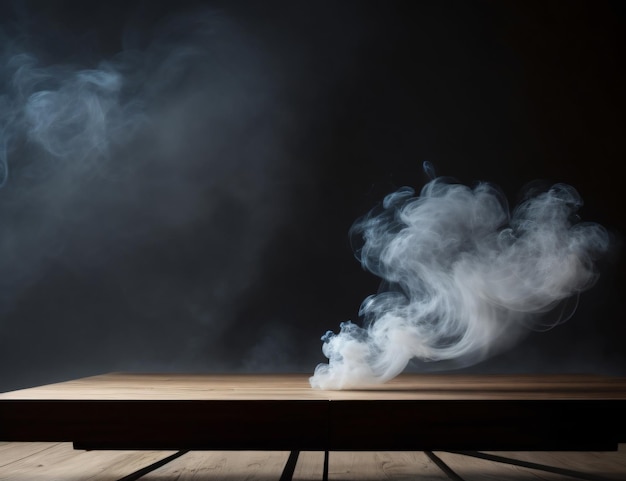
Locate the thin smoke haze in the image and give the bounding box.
[310,163,610,390]
[0,7,295,360]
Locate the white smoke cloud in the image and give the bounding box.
[310,164,609,390]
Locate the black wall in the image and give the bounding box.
[0,0,623,391]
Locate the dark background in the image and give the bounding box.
[0,0,623,392]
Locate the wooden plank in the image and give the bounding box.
[292,451,326,481]
[1,373,625,451]
[435,450,576,480]
[0,442,63,468]
[477,444,626,480]
[324,452,449,481]
[3,373,626,400]
[137,450,290,480]
[436,448,626,480]
[0,442,179,481]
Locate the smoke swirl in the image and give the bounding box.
[310,164,609,390]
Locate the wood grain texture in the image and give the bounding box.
[2,373,626,400]
[480,445,626,480]
[1,373,625,451]
[324,452,449,481]
[0,443,626,480]
[435,451,575,480]
[137,450,290,481]
[0,442,177,481]
[291,451,326,481]
[0,442,61,469]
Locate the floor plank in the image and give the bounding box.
[0,442,178,481]
[0,443,64,469]
[479,444,626,481]
[292,451,325,481]
[435,450,624,481]
[138,450,290,480]
[322,452,449,481]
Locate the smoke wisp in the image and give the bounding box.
[0,5,299,383]
[310,164,609,390]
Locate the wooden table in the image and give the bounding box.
[1,373,625,479]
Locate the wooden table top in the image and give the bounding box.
[3,373,626,451]
[2,372,626,401]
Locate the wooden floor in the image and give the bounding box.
[1,443,626,480]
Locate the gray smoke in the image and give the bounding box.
[0,44,137,308]
[0,7,293,351]
[310,164,609,390]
